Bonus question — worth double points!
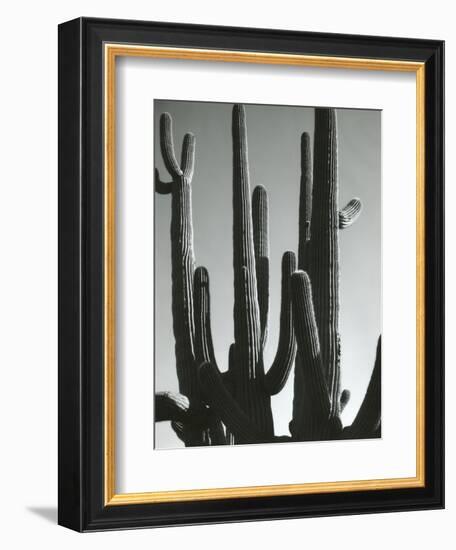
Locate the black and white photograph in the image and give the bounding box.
[0,0,448,544]
[154,100,382,449]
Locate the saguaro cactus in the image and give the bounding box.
[199,105,297,443]
[155,113,225,446]
[291,108,379,440]
[155,103,381,446]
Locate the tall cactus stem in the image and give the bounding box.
[160,112,183,177]
[231,105,273,438]
[304,108,340,399]
[232,104,261,379]
[170,175,197,399]
[157,111,204,446]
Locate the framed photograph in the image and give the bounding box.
[58,17,444,531]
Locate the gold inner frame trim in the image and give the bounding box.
[104,43,426,506]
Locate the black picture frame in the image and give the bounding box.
[58,17,444,531]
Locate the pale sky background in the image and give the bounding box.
[154,100,381,449]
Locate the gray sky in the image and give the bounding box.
[154,100,381,449]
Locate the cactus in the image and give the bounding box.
[198,105,297,443]
[291,108,379,440]
[155,104,380,447]
[155,113,225,446]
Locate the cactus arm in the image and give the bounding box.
[155,391,211,426]
[340,388,351,413]
[181,133,196,180]
[193,266,217,367]
[252,185,269,347]
[160,112,183,177]
[154,168,173,195]
[155,391,191,422]
[199,362,266,444]
[339,198,362,229]
[193,266,227,443]
[155,390,213,438]
[156,390,226,444]
[264,251,297,395]
[291,271,332,440]
[344,336,381,438]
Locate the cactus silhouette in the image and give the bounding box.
[291,108,379,440]
[155,104,380,446]
[154,114,225,446]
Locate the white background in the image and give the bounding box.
[0,1,451,548]
[117,59,416,492]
